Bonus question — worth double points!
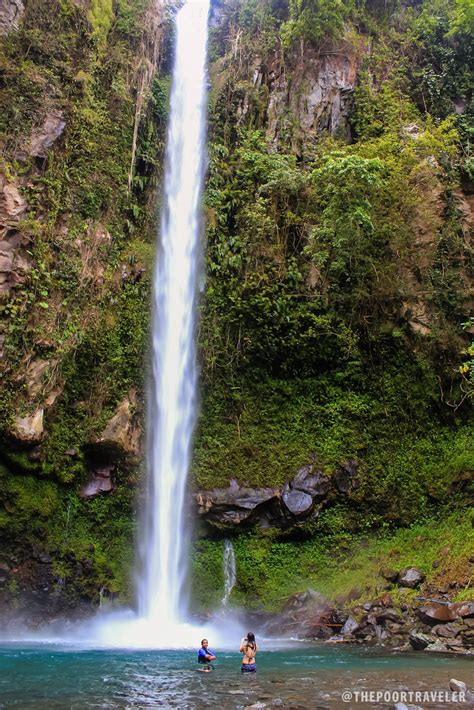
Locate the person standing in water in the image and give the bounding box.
[240,631,257,674]
[197,639,216,671]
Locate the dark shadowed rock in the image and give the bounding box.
[381,567,399,582]
[333,460,358,494]
[409,630,434,650]
[398,568,425,588]
[194,484,279,526]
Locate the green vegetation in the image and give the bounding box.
[0,0,167,600]
[0,0,472,611]
[191,510,474,611]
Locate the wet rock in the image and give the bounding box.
[417,601,473,625]
[291,465,331,499]
[265,43,361,152]
[451,601,474,618]
[263,589,331,637]
[79,465,114,498]
[398,568,425,588]
[461,629,474,648]
[0,0,24,35]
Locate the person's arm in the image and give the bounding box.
[206,649,217,660]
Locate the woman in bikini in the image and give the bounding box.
[240,631,257,674]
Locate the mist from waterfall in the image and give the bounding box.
[139,0,210,624]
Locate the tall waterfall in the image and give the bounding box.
[221,539,236,606]
[139,0,210,624]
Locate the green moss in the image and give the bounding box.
[88,0,114,48]
[191,510,474,612]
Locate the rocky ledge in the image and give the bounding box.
[194,460,357,528]
[263,581,474,657]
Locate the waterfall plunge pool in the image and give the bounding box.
[0,642,471,709]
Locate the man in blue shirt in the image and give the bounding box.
[197,639,216,671]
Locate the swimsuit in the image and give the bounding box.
[241,663,256,673]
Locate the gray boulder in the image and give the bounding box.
[398,568,425,588]
[281,485,313,516]
[341,616,359,636]
[291,465,331,499]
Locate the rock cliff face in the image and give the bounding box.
[0,0,24,35]
[0,0,473,620]
[264,41,362,152]
[0,0,168,618]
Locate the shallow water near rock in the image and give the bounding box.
[0,642,472,709]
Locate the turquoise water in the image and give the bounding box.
[0,643,472,708]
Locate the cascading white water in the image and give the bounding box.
[221,539,236,606]
[139,0,210,624]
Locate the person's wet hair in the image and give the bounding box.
[247,632,256,645]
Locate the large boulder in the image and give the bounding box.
[194,480,280,526]
[290,465,331,499]
[417,602,473,625]
[281,485,313,516]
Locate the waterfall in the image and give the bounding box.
[139,0,210,624]
[221,539,236,607]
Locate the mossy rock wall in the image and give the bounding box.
[0,0,472,617]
